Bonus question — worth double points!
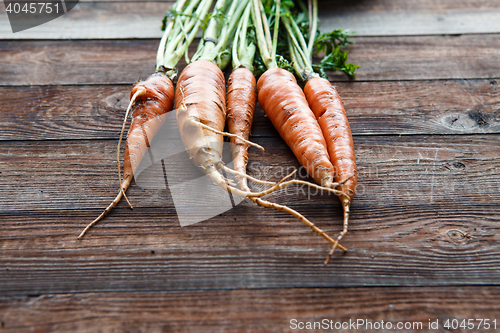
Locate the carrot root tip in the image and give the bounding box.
[122,189,134,209]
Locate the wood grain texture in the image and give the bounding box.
[2,0,500,328]
[1,79,499,141]
[318,0,500,36]
[0,2,171,39]
[328,35,500,82]
[1,203,500,295]
[0,40,158,86]
[1,286,500,332]
[2,0,500,39]
[1,35,499,86]
[1,135,500,212]
[1,134,500,294]
[0,85,130,140]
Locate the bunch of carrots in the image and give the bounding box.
[80,0,358,265]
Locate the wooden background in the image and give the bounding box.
[1,0,500,332]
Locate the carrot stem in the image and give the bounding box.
[194,0,249,68]
[271,0,281,60]
[283,16,314,78]
[214,0,248,54]
[158,0,213,73]
[193,0,228,62]
[232,3,256,70]
[251,0,275,69]
[156,0,187,70]
[288,13,309,60]
[259,0,273,52]
[307,0,317,58]
[287,35,306,81]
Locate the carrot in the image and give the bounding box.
[226,67,257,190]
[304,77,357,247]
[175,60,227,174]
[123,73,175,191]
[78,72,175,239]
[250,0,356,260]
[78,0,213,238]
[280,0,358,262]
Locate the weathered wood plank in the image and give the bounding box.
[1,35,499,86]
[0,40,158,86]
[1,286,500,332]
[2,0,500,39]
[1,135,500,213]
[0,85,131,140]
[330,35,500,82]
[1,135,500,212]
[319,0,500,36]
[1,203,500,295]
[1,135,500,293]
[0,2,170,39]
[1,79,499,141]
[0,195,500,295]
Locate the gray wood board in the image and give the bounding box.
[1,79,499,141]
[1,0,500,39]
[1,287,500,332]
[1,35,500,86]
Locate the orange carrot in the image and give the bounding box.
[304,78,356,212]
[304,77,356,262]
[226,66,257,190]
[78,0,212,238]
[257,68,337,189]
[278,0,358,261]
[123,73,175,191]
[175,60,226,175]
[78,73,174,238]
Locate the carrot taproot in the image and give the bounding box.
[226,67,257,189]
[123,73,175,189]
[304,77,357,255]
[78,0,213,238]
[175,60,226,173]
[279,0,358,262]
[78,73,174,238]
